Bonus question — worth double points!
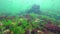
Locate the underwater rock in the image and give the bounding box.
[26,4,41,14]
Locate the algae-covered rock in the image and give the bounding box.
[26,4,41,14]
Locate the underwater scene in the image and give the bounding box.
[0,0,60,34]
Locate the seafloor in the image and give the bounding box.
[0,5,60,34]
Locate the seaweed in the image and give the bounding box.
[0,13,60,34]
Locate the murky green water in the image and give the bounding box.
[0,0,60,15]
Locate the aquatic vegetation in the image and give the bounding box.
[0,13,60,34]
